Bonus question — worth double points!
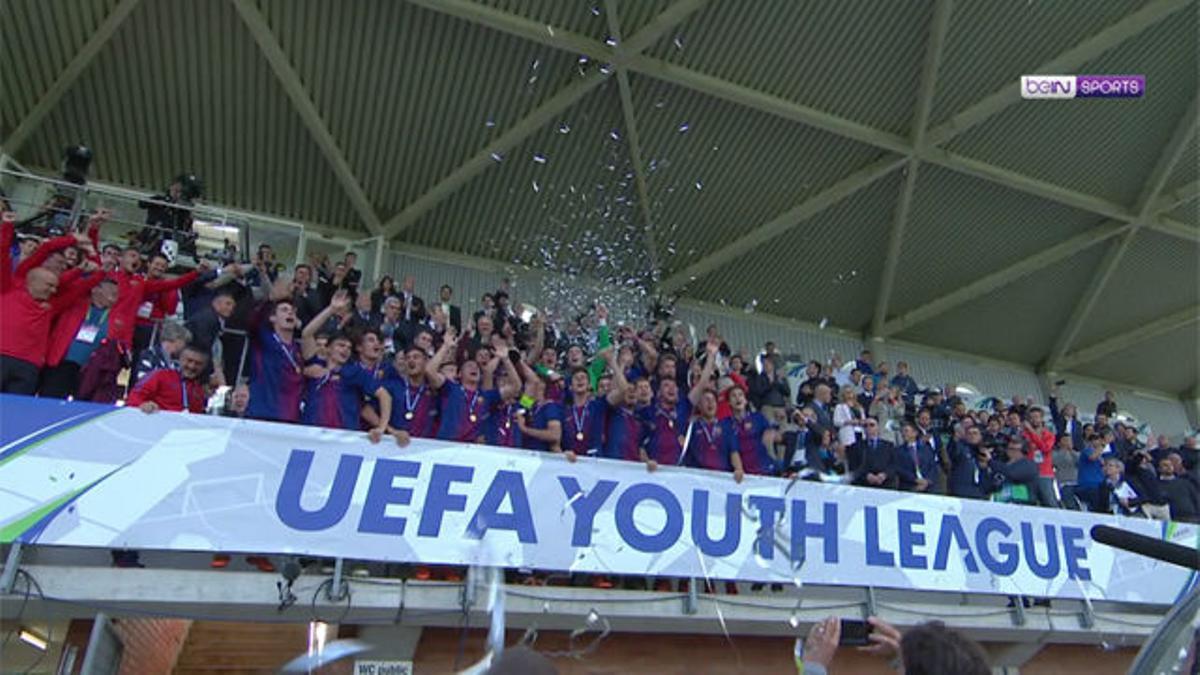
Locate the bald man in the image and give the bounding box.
[2,267,103,394]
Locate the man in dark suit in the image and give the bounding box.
[846,417,895,489]
[893,421,940,493]
[185,288,237,385]
[289,263,323,328]
[436,284,462,334]
[398,275,423,323]
[947,425,993,499]
[809,383,835,435]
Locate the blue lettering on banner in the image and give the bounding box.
[897,510,927,569]
[556,477,618,547]
[791,500,838,564]
[418,464,474,537]
[1021,522,1060,579]
[932,514,979,573]
[747,495,785,560]
[1061,526,1091,581]
[614,483,683,553]
[277,449,362,531]
[466,470,537,543]
[864,506,894,567]
[976,517,1019,576]
[358,459,420,535]
[692,491,742,557]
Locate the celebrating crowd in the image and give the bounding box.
[2,206,1199,580]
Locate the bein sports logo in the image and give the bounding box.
[1021,74,1144,99]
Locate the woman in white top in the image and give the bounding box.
[834,385,866,448]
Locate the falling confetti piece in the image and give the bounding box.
[694,180,703,190]
[609,129,621,141]
[819,317,829,329]
[531,58,541,71]
[591,5,601,16]
[604,36,617,47]
[490,152,504,163]
[677,122,690,133]
[547,25,555,36]
[599,63,613,75]
[673,35,684,50]
[654,100,666,109]
[533,153,548,164]
[484,116,496,128]
[532,180,541,193]
[558,122,571,134]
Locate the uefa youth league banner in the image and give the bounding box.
[0,395,1195,605]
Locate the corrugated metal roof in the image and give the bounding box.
[19,0,361,231]
[400,80,656,287]
[896,245,1109,364]
[0,0,121,137]
[1167,199,1199,225]
[929,0,1150,126]
[945,4,1200,206]
[1075,229,1200,340]
[1164,132,1198,196]
[629,74,887,279]
[1072,322,1200,395]
[682,172,903,331]
[640,0,931,135]
[888,164,1104,317]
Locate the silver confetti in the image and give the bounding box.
[819,317,829,329]
[673,35,684,50]
[604,36,617,47]
[558,122,571,134]
[489,152,504,163]
[677,122,690,133]
[532,180,541,193]
[591,5,601,16]
[609,129,621,141]
[533,153,548,164]
[485,116,496,128]
[694,180,703,191]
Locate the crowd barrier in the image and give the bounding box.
[0,394,1195,605]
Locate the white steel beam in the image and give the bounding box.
[232,0,383,235]
[1041,230,1136,371]
[879,220,1132,336]
[871,0,953,337]
[379,72,609,239]
[1043,95,1199,369]
[1151,179,1200,215]
[660,156,906,293]
[383,0,705,241]
[604,0,666,280]
[924,0,1194,147]
[1057,305,1200,371]
[1,0,142,156]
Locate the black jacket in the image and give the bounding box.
[1159,478,1200,522]
[846,438,895,488]
[947,441,992,499]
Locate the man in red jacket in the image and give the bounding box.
[106,247,207,349]
[0,268,101,394]
[126,344,210,414]
[1022,407,1059,508]
[133,252,186,356]
[40,277,119,398]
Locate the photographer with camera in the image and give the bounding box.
[947,423,994,499]
[136,174,202,258]
[799,616,990,674]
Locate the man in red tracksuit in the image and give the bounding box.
[1023,407,1059,508]
[0,268,103,394]
[126,344,210,414]
[133,252,186,356]
[82,247,207,402]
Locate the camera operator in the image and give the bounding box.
[137,174,201,257]
[947,424,994,499]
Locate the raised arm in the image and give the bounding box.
[637,333,658,373]
[689,339,720,407]
[587,304,612,389]
[602,347,628,406]
[424,329,458,390]
[369,387,392,442]
[302,290,348,359]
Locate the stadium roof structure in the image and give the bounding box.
[2,0,1197,395]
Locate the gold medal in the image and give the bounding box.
[469,414,478,423]
[678,435,686,447]
[576,432,584,442]
[744,421,753,430]
[505,421,512,429]
[405,411,414,420]
[668,420,675,429]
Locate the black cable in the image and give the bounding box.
[0,568,34,652]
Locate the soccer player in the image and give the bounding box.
[300,292,391,438]
[372,345,439,447]
[724,386,778,483]
[427,333,502,444]
[561,367,607,460]
[515,361,564,454]
[244,279,304,423]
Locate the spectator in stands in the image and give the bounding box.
[127,344,210,414]
[1053,434,1082,509]
[1124,448,1166,517]
[854,348,874,374]
[132,253,185,356]
[317,260,352,306]
[894,421,939,493]
[1022,407,1058,508]
[186,288,237,386]
[990,437,1038,505]
[1158,455,1199,523]
[378,296,404,354]
[436,284,462,334]
[132,320,191,385]
[349,289,380,331]
[1,268,90,394]
[1096,390,1118,418]
[369,275,397,314]
[890,360,918,401]
[847,416,895,489]
[833,385,866,448]
[808,383,835,435]
[1097,455,1143,516]
[342,252,362,292]
[396,274,420,322]
[1116,424,1144,458]
[857,373,876,411]
[747,353,789,422]
[1075,433,1109,510]
[1179,436,1199,472]
[869,384,905,445]
[948,425,993,499]
[39,276,117,398]
[289,264,322,327]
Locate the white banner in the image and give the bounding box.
[0,395,1195,605]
